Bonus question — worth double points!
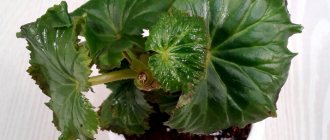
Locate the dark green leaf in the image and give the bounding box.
[41,2,72,28]
[71,0,175,70]
[166,0,302,134]
[145,90,181,114]
[98,80,153,135]
[146,11,208,92]
[97,38,133,71]
[18,2,98,139]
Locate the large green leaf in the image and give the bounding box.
[18,2,98,139]
[146,11,208,92]
[71,0,175,70]
[98,80,153,135]
[166,0,302,134]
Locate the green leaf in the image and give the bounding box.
[145,90,181,114]
[98,80,153,135]
[26,45,50,96]
[166,0,302,134]
[18,2,98,140]
[71,0,175,70]
[146,11,208,92]
[97,38,133,71]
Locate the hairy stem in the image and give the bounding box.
[89,69,137,86]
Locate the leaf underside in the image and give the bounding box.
[18,2,98,140]
[165,0,302,134]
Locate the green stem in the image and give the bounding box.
[88,69,137,86]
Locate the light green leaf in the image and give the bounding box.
[98,80,153,135]
[18,2,98,140]
[146,11,208,92]
[71,0,175,70]
[166,0,302,134]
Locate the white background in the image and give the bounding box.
[0,0,329,140]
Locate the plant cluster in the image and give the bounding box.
[17,0,302,139]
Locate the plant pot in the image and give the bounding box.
[92,85,263,140]
[108,110,253,140]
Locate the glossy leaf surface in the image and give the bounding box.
[18,2,98,139]
[71,0,174,70]
[146,11,208,92]
[166,0,302,134]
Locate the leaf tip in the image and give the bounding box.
[16,32,24,38]
[292,23,304,34]
[291,52,298,57]
[269,111,278,118]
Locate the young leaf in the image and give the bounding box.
[18,2,98,139]
[166,0,303,134]
[146,11,208,92]
[71,0,175,70]
[98,80,153,135]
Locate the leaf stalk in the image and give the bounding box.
[89,69,137,86]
